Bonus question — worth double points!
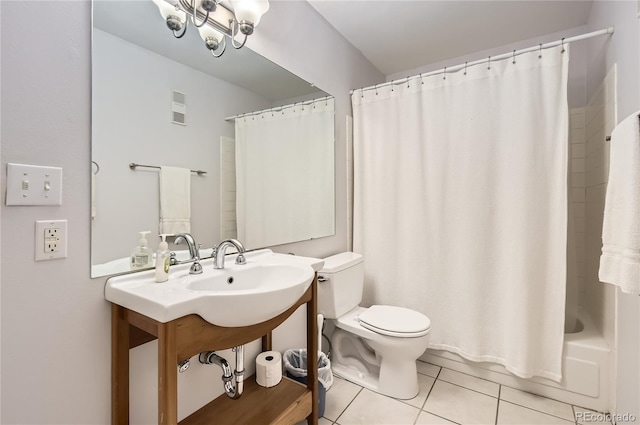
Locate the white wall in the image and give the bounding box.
[0,1,383,424]
[586,1,640,420]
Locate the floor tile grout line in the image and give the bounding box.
[332,385,363,425]
[436,377,500,399]
[418,375,438,411]
[501,384,579,410]
[499,400,576,423]
[495,385,502,425]
[438,376,499,398]
[436,364,590,417]
[440,365,506,386]
[411,406,422,425]
[417,371,440,379]
[573,404,611,416]
[397,374,439,411]
[329,366,586,425]
[408,376,437,412]
[420,410,463,425]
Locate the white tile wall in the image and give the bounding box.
[569,65,618,333]
[584,65,617,346]
[220,136,238,240]
[570,107,587,307]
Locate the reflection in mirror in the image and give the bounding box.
[91,0,335,278]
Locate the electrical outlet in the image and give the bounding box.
[35,220,67,261]
[45,228,60,252]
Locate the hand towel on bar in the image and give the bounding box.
[599,110,640,294]
[159,166,191,235]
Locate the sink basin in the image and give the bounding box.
[181,263,314,325]
[105,249,324,327]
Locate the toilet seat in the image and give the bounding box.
[359,305,431,338]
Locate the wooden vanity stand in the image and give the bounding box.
[111,276,319,425]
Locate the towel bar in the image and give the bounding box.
[129,162,207,175]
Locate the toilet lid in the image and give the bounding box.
[359,305,431,337]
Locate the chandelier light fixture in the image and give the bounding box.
[152,0,270,57]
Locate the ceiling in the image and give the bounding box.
[308,1,593,76]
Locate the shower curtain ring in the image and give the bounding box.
[407,77,410,88]
[487,56,491,70]
[512,50,516,64]
[464,62,468,75]
[443,67,447,80]
[361,87,364,98]
[561,38,566,53]
[538,43,543,58]
[420,74,424,85]
[375,84,378,95]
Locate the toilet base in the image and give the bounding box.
[331,360,419,400]
[329,312,428,400]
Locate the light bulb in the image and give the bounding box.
[230,0,269,27]
[198,25,224,46]
[152,0,186,23]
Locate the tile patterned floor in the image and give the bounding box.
[301,361,612,425]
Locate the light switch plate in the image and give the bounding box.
[6,163,62,206]
[35,220,67,261]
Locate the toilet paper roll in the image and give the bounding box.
[256,351,282,388]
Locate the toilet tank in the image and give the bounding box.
[317,252,364,319]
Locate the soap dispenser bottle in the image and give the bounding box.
[155,234,170,283]
[130,231,153,270]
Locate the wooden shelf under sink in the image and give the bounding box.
[110,275,319,425]
[180,377,311,425]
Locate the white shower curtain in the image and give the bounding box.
[235,98,334,248]
[352,46,569,381]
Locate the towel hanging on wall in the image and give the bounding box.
[159,166,191,235]
[599,111,640,295]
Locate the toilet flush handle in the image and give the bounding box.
[318,275,328,283]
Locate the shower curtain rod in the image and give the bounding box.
[352,27,614,95]
[225,95,333,121]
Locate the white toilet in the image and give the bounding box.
[318,252,431,399]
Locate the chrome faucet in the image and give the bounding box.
[213,239,246,269]
[174,233,203,274]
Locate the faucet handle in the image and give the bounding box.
[190,260,203,275]
[235,254,246,265]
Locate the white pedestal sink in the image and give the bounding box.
[105,249,324,327]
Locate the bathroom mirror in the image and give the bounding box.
[91,0,335,277]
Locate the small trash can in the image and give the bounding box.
[283,349,333,418]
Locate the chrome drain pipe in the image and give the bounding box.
[199,346,244,399]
